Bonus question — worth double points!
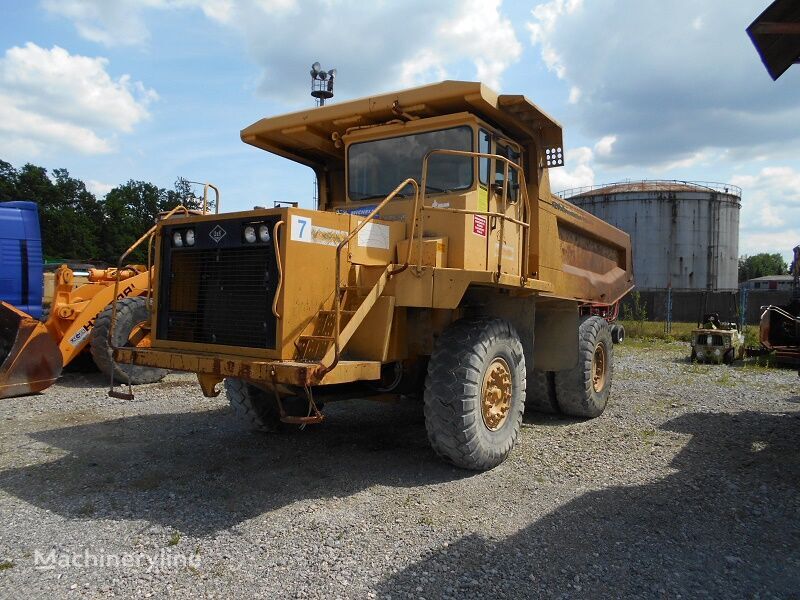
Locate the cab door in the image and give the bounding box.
[487,139,522,277]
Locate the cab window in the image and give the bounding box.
[479,129,491,185]
[495,143,521,202]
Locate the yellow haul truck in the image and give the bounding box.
[112,81,633,470]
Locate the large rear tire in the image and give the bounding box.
[424,317,526,471]
[554,316,613,418]
[90,297,168,385]
[526,369,559,414]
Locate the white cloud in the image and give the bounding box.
[527,0,583,79]
[44,0,521,101]
[526,1,800,168]
[42,0,165,46]
[549,145,595,193]
[740,230,800,261]
[731,166,800,258]
[0,43,156,157]
[593,135,616,158]
[568,85,581,104]
[86,179,115,197]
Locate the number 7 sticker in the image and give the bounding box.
[290,215,312,242]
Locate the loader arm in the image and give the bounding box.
[51,270,151,366]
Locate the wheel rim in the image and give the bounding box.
[128,321,151,348]
[481,358,513,431]
[592,342,607,393]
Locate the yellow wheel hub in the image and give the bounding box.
[592,342,607,393]
[128,321,152,348]
[481,358,513,431]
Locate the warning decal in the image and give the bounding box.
[473,215,488,237]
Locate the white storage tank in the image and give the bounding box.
[560,181,740,291]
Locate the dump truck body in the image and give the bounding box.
[114,81,633,469]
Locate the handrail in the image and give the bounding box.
[418,149,532,282]
[321,177,420,376]
[186,181,221,214]
[107,204,190,398]
[272,220,284,319]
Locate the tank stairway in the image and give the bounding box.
[295,266,390,367]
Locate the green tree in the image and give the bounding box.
[0,158,201,264]
[738,253,789,282]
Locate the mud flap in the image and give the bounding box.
[0,302,63,398]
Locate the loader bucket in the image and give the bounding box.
[0,302,62,398]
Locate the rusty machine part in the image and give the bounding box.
[759,245,800,367]
[110,81,633,469]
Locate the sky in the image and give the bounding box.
[1,0,798,261]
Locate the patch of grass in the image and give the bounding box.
[717,371,734,386]
[0,560,14,570]
[686,362,711,375]
[741,354,778,370]
[640,428,656,443]
[619,320,697,342]
[167,532,181,547]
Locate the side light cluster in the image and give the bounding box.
[172,228,196,247]
[243,223,271,244]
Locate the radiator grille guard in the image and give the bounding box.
[156,216,281,349]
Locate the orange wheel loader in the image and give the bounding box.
[0,182,220,398]
[0,264,164,398]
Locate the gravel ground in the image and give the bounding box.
[0,341,798,599]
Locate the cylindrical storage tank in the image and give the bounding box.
[561,181,740,291]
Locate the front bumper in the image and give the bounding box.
[113,347,381,388]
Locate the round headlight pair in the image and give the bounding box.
[172,229,195,247]
[244,224,271,243]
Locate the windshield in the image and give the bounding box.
[348,126,473,201]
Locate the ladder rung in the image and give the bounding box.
[319,310,356,315]
[299,335,335,341]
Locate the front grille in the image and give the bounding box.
[157,217,280,349]
[697,334,724,346]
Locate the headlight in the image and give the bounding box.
[185,229,195,246]
[173,231,183,247]
[258,224,271,243]
[244,226,257,243]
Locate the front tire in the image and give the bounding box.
[225,378,280,432]
[90,297,168,384]
[225,379,314,432]
[424,317,526,471]
[554,316,613,418]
